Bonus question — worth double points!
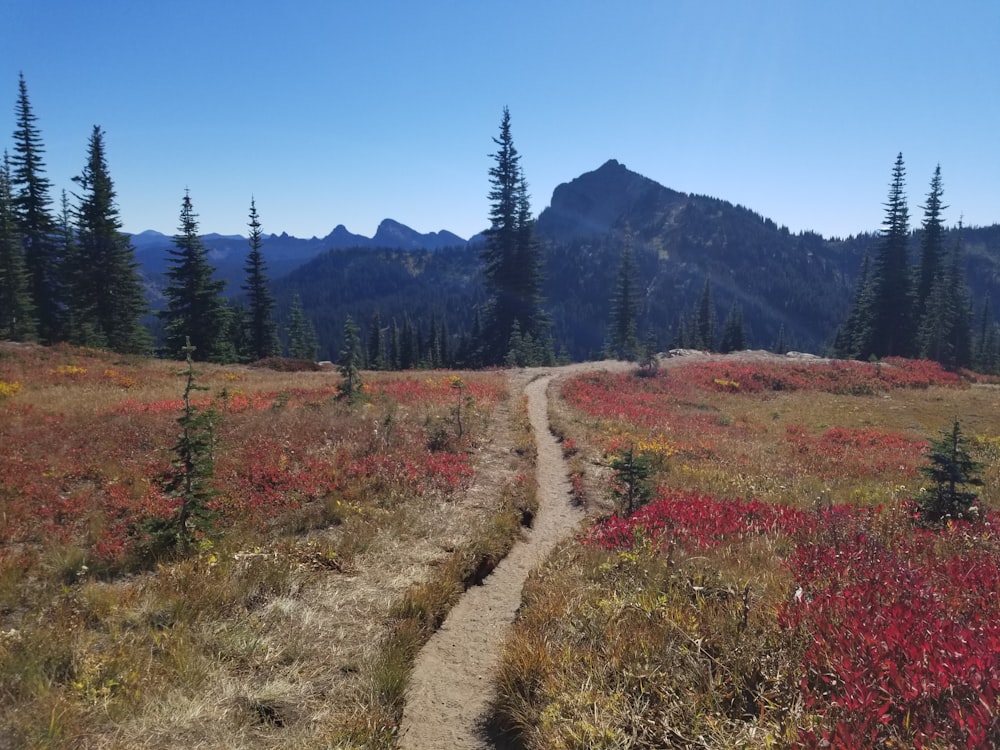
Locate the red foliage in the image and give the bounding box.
[583,492,1000,747]
[671,358,964,395]
[367,374,506,407]
[785,425,928,479]
[783,522,1000,748]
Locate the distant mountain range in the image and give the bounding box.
[130,218,470,285]
[130,159,1000,361]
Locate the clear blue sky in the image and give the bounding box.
[2,1,998,241]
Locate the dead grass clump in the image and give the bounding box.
[493,540,799,748]
[1,344,525,748]
[494,360,1000,747]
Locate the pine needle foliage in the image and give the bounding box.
[917,419,983,525]
[157,338,219,549]
[338,315,363,401]
[610,445,654,517]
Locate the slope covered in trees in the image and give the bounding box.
[4,74,1000,369]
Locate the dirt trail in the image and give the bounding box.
[397,367,605,749]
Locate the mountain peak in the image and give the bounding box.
[536,160,683,241]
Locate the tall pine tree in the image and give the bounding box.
[285,292,317,360]
[70,126,149,353]
[10,74,60,342]
[834,253,874,359]
[609,225,640,359]
[917,225,972,369]
[0,152,35,340]
[915,165,947,328]
[719,301,747,353]
[478,107,546,365]
[241,198,279,361]
[694,278,716,351]
[367,309,386,370]
[161,191,228,361]
[867,153,913,358]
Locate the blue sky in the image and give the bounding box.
[2,1,998,241]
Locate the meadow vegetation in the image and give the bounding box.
[496,355,1000,748]
[0,341,531,749]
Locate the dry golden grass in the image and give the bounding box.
[493,364,1000,748]
[0,344,529,749]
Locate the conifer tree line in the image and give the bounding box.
[1,74,149,349]
[6,76,999,373]
[0,80,555,367]
[833,154,991,370]
[0,74,308,363]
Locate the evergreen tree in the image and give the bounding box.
[478,107,546,364]
[158,338,219,548]
[945,234,973,368]
[390,317,402,370]
[718,300,747,353]
[338,315,363,400]
[975,295,998,373]
[609,445,654,516]
[285,292,318,360]
[834,253,874,359]
[161,191,228,360]
[70,126,149,353]
[57,190,87,343]
[241,198,280,361]
[0,153,35,340]
[225,299,250,362]
[915,165,947,327]
[772,324,789,355]
[505,319,524,367]
[399,315,417,369]
[867,153,913,358]
[917,419,983,524]
[609,225,640,359]
[440,318,451,367]
[10,74,61,342]
[917,227,973,369]
[694,278,715,351]
[367,309,386,370]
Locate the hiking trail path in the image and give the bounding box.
[397,363,626,749]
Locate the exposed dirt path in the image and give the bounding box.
[398,364,626,749]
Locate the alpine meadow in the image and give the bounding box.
[3,69,1000,750]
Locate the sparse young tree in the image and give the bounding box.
[0,153,35,340]
[610,445,654,517]
[70,126,149,353]
[158,338,219,548]
[10,74,60,342]
[241,198,280,361]
[161,191,229,360]
[917,419,983,524]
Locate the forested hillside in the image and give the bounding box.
[275,160,1000,364]
[4,74,999,367]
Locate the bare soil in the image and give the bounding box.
[398,362,631,749]
[397,353,799,748]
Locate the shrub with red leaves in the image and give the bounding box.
[583,492,1000,747]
